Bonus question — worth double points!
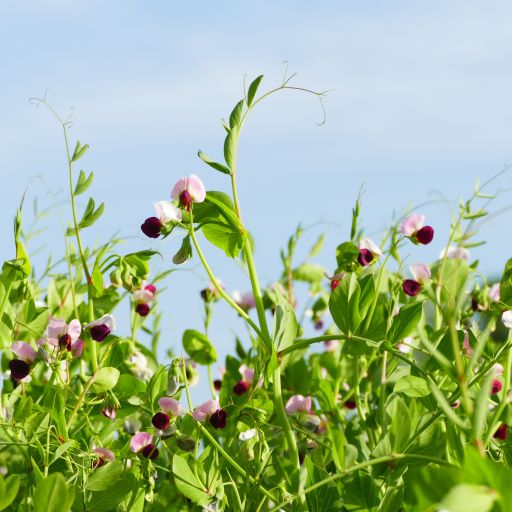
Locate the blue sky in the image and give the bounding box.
[1,1,512,401]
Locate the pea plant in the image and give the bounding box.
[1,73,512,512]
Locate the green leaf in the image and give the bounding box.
[292,263,326,283]
[329,274,362,334]
[335,241,360,272]
[394,375,431,398]
[87,473,136,512]
[197,151,231,175]
[79,198,105,229]
[75,170,94,195]
[224,129,237,170]
[91,367,120,393]
[114,374,146,398]
[201,222,244,258]
[500,257,512,307]
[0,475,20,511]
[229,99,244,129]
[247,75,263,107]
[71,140,89,162]
[272,297,298,353]
[172,454,212,507]
[87,461,124,492]
[387,394,411,452]
[438,484,497,512]
[33,473,75,512]
[387,301,424,343]
[182,329,217,365]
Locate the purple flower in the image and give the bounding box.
[9,359,30,381]
[233,381,249,396]
[130,432,158,459]
[494,424,508,440]
[401,214,434,245]
[491,379,503,395]
[44,318,83,354]
[158,397,183,417]
[135,303,150,317]
[192,397,228,429]
[141,217,163,238]
[141,444,159,460]
[11,341,37,363]
[402,279,421,297]
[86,314,116,342]
[213,379,222,391]
[209,409,227,429]
[358,238,382,267]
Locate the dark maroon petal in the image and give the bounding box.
[213,379,222,391]
[135,303,150,317]
[141,217,162,239]
[357,248,374,267]
[403,280,422,297]
[233,380,249,396]
[471,297,479,312]
[152,412,170,431]
[145,284,157,295]
[90,324,111,342]
[101,407,117,419]
[59,333,72,351]
[141,443,159,460]
[209,409,227,429]
[330,279,341,292]
[491,379,503,395]
[314,319,324,330]
[415,226,434,245]
[494,424,508,440]
[180,190,192,211]
[344,400,357,410]
[92,459,105,469]
[9,359,30,381]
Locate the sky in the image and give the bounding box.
[1,1,512,401]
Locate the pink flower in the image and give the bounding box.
[93,447,115,462]
[133,283,156,303]
[488,283,500,302]
[410,263,431,284]
[491,363,504,376]
[154,201,182,222]
[239,364,254,384]
[491,379,503,395]
[171,174,206,211]
[158,397,183,417]
[401,214,434,245]
[440,245,470,260]
[192,397,220,422]
[462,331,473,356]
[232,291,256,311]
[502,311,512,329]
[130,432,153,453]
[402,280,422,297]
[285,395,313,415]
[358,238,382,267]
[11,341,37,363]
[101,407,117,419]
[44,318,83,354]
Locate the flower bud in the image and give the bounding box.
[344,400,357,410]
[233,380,249,396]
[101,406,117,419]
[491,379,503,395]
[141,217,162,239]
[209,409,227,429]
[152,412,171,431]
[213,379,222,391]
[415,226,434,245]
[167,375,180,396]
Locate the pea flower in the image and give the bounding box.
[9,341,37,381]
[402,263,431,297]
[324,340,340,352]
[171,174,206,211]
[152,412,171,431]
[130,432,159,460]
[285,395,312,415]
[488,283,500,302]
[401,213,434,245]
[494,424,508,441]
[158,397,183,417]
[233,364,260,396]
[358,238,382,267]
[192,397,227,429]
[92,447,115,468]
[502,311,512,329]
[101,406,117,419]
[326,272,344,292]
[86,314,116,342]
[141,202,182,239]
[128,349,154,381]
[45,318,82,352]
[491,379,503,395]
[440,245,470,260]
[232,290,256,311]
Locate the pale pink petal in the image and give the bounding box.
[359,238,382,257]
[440,246,470,260]
[324,340,339,352]
[93,447,115,461]
[192,397,219,422]
[66,319,82,341]
[462,331,473,356]
[401,213,425,236]
[410,263,431,284]
[158,397,183,416]
[86,314,116,331]
[47,318,66,339]
[285,395,312,415]
[396,342,412,354]
[154,201,182,222]
[71,339,84,358]
[491,363,504,376]
[171,177,188,200]
[239,364,254,384]
[488,283,500,302]
[187,175,206,203]
[130,432,152,453]
[133,289,154,303]
[11,341,37,363]
[502,311,512,329]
